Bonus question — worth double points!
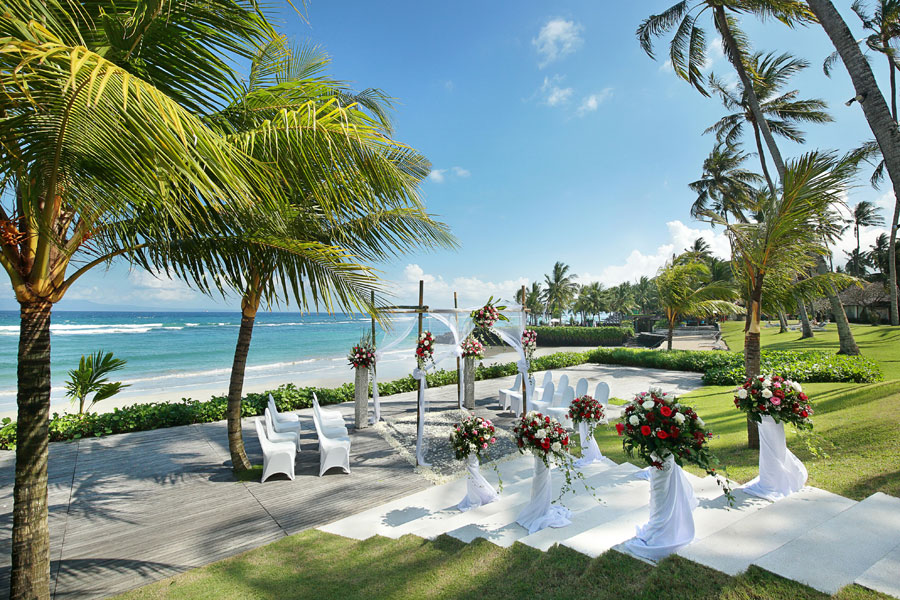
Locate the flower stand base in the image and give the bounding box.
[457,454,500,511]
[463,356,475,410]
[742,415,807,501]
[625,456,698,561]
[354,368,369,429]
[516,456,572,534]
[574,422,615,468]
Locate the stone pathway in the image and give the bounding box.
[0,364,699,599]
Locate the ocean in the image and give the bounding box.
[0,310,439,415]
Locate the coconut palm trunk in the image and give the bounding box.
[796,294,814,338]
[11,300,53,600]
[807,0,900,326]
[744,284,763,450]
[777,309,788,333]
[817,258,860,355]
[226,279,263,472]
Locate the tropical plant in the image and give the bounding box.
[64,351,129,415]
[807,0,900,326]
[0,2,283,596]
[706,51,833,192]
[607,282,636,317]
[689,143,763,222]
[581,281,609,323]
[541,261,579,322]
[850,201,886,276]
[654,257,738,350]
[633,276,658,314]
[870,232,900,282]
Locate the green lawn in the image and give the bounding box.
[117,530,890,600]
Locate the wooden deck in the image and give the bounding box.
[0,364,703,599]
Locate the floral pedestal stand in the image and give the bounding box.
[624,455,698,561]
[463,356,475,411]
[575,422,615,468]
[516,455,572,534]
[742,415,807,501]
[354,367,369,429]
[457,454,500,511]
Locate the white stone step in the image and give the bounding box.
[855,541,900,599]
[679,487,854,575]
[445,462,641,548]
[318,456,534,540]
[560,469,727,559]
[753,492,900,594]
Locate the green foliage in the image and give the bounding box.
[587,347,883,385]
[65,350,129,415]
[0,351,592,450]
[531,326,633,347]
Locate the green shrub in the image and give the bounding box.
[531,326,632,347]
[0,350,593,450]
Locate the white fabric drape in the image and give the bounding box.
[516,455,572,534]
[492,305,530,412]
[370,317,418,424]
[428,311,475,410]
[625,455,698,561]
[575,422,615,468]
[742,415,807,501]
[457,454,500,511]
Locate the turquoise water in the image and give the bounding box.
[0,311,429,413]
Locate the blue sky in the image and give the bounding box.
[12,1,895,311]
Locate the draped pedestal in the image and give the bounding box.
[516,455,572,534]
[742,415,807,501]
[354,368,368,429]
[625,455,698,561]
[457,454,500,511]
[574,422,615,468]
[463,356,475,410]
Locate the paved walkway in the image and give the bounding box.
[0,364,703,599]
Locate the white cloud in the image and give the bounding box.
[574,221,730,287]
[452,166,471,178]
[128,270,199,302]
[396,264,528,307]
[428,166,470,184]
[540,75,573,106]
[427,169,447,183]
[533,18,583,68]
[576,88,613,116]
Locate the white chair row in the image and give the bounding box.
[531,376,611,430]
[256,394,352,482]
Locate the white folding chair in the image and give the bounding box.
[312,406,351,477]
[574,378,588,399]
[265,408,301,451]
[255,418,295,482]
[267,394,302,435]
[499,373,522,411]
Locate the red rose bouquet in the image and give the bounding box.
[567,395,606,430]
[460,335,484,359]
[521,329,537,361]
[347,337,376,370]
[513,410,570,467]
[471,296,508,329]
[450,415,497,461]
[416,330,435,367]
[733,375,813,430]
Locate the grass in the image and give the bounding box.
[719,321,900,379]
[116,530,891,600]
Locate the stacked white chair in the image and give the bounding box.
[574,377,588,399]
[255,418,295,482]
[546,385,575,429]
[265,408,301,451]
[533,371,553,398]
[531,381,555,413]
[499,373,522,412]
[311,397,351,477]
[267,394,302,435]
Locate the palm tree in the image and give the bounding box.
[708,257,735,282]
[655,258,738,350]
[190,41,456,472]
[689,143,762,222]
[541,262,578,323]
[607,282,635,318]
[851,201,886,276]
[633,276,657,314]
[845,248,874,278]
[580,282,608,324]
[807,0,900,326]
[706,52,833,193]
[0,2,281,596]
[704,152,856,446]
[869,232,900,283]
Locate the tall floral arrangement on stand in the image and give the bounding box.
[349,334,376,429]
[733,375,813,430]
[348,335,376,370]
[451,415,502,510]
[568,394,611,467]
[513,411,593,499]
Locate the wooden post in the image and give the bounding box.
[521,284,528,417]
[454,291,462,410]
[416,280,424,466]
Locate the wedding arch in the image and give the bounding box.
[367,281,532,466]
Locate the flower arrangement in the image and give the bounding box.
[450,415,497,461]
[567,395,606,429]
[416,330,435,367]
[460,335,484,359]
[616,387,731,498]
[348,336,376,370]
[471,296,508,329]
[733,375,813,430]
[521,328,537,361]
[514,410,593,500]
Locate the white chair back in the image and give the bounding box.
[557,374,569,391]
[267,393,278,415]
[555,385,574,409]
[574,378,588,399]
[264,408,278,437]
[594,382,610,407]
[541,371,553,387]
[510,373,522,391]
[312,392,324,420]
[540,382,555,406]
[255,418,276,452]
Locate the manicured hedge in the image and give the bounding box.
[586,347,883,385]
[531,326,632,347]
[0,350,592,450]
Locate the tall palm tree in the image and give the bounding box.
[193,41,456,472]
[655,258,738,350]
[633,276,657,314]
[704,151,856,446]
[0,2,281,596]
[608,282,635,318]
[580,281,608,324]
[851,201,886,276]
[807,0,900,326]
[541,261,578,322]
[706,52,833,192]
[689,143,762,222]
